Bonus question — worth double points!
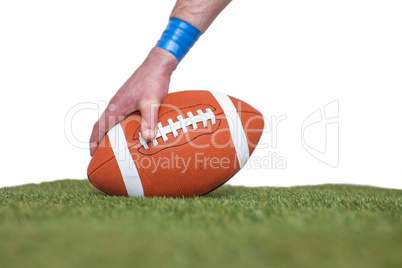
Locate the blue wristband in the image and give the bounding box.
[156,18,202,63]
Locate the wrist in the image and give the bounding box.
[144,47,178,75]
[155,18,202,63]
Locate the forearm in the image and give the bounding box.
[170,0,232,33]
[148,0,231,69]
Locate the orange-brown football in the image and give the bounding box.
[88,90,264,197]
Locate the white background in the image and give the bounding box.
[0,0,401,189]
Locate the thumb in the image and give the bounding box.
[139,100,161,141]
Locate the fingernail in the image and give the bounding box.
[144,129,154,140]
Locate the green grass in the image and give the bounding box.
[0,180,401,268]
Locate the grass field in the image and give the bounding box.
[0,180,401,268]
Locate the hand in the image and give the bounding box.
[89,47,178,156]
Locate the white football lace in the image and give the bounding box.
[138,108,216,150]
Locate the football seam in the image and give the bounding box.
[88,110,261,177]
[134,119,223,156]
[132,103,217,140]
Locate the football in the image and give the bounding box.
[88,90,264,197]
